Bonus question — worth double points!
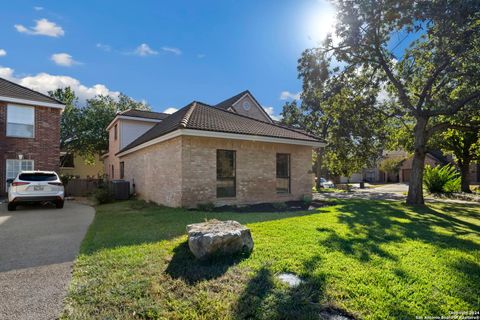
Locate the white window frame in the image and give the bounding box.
[6,104,35,138]
[5,159,35,189]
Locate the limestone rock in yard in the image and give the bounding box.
[186,220,254,259]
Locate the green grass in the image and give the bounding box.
[63,199,480,319]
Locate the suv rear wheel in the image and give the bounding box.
[7,202,16,211]
[56,200,64,209]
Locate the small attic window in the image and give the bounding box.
[242,101,250,110]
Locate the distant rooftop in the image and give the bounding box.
[0,77,64,106]
[119,109,170,120]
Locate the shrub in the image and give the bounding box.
[302,195,313,206]
[423,164,461,194]
[197,202,215,212]
[94,187,114,204]
[272,202,288,210]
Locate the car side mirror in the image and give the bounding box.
[6,179,14,184]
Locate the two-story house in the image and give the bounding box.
[0,77,65,194]
[105,90,324,208]
[103,109,170,180]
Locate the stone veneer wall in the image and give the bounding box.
[121,136,183,207]
[121,135,314,208]
[180,136,313,207]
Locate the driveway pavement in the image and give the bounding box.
[0,201,94,320]
[315,183,408,201]
[315,183,477,204]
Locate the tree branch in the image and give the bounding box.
[427,91,480,116]
[426,121,480,138]
[416,58,452,112]
[373,35,416,113]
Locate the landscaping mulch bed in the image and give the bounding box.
[210,200,332,213]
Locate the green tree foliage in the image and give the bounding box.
[49,88,150,162]
[281,53,388,180]
[432,111,480,192]
[379,157,406,174]
[298,0,480,204]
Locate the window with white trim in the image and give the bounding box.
[7,104,35,138]
[6,159,34,189]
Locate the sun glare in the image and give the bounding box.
[305,3,337,44]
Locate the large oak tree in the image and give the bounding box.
[302,0,480,204]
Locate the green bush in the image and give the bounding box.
[197,202,215,212]
[423,164,461,194]
[302,194,313,206]
[272,202,288,210]
[94,187,114,204]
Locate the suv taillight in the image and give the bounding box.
[12,182,30,186]
[48,182,63,186]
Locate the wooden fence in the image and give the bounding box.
[65,179,102,196]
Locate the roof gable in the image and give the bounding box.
[215,90,273,123]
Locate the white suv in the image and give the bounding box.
[7,171,64,211]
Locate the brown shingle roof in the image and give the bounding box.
[0,77,63,105]
[119,102,323,154]
[120,109,169,120]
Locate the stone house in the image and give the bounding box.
[107,91,324,207]
[0,77,65,194]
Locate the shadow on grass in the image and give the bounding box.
[233,267,327,320]
[315,200,480,263]
[233,255,355,320]
[165,241,251,284]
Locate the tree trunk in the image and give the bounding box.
[406,117,428,205]
[459,161,472,193]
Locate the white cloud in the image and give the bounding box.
[96,43,111,52]
[51,53,79,67]
[133,43,158,56]
[263,106,281,121]
[15,18,64,37]
[0,66,15,79]
[279,91,301,100]
[163,107,178,114]
[0,65,120,102]
[0,49,6,57]
[162,47,182,55]
[33,6,44,11]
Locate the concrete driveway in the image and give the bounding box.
[0,201,94,320]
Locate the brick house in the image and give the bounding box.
[107,91,324,207]
[0,77,65,194]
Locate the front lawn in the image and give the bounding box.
[63,199,480,319]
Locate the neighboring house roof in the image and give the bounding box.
[0,77,65,109]
[106,108,168,130]
[118,101,324,156]
[215,90,273,123]
[427,150,451,165]
[119,109,170,120]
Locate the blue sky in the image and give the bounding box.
[0,0,336,118]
